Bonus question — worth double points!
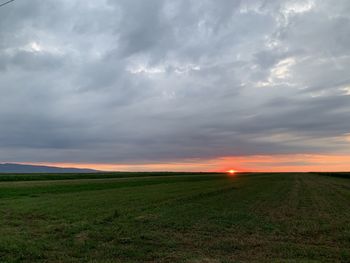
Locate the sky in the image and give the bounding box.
[0,0,349,172]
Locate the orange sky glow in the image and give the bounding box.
[22,154,350,172]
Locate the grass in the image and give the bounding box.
[0,172,349,262]
[0,172,217,182]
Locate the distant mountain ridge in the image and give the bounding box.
[0,163,99,173]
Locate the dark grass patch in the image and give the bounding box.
[313,172,350,179]
[0,172,223,182]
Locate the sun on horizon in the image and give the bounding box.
[227,169,237,175]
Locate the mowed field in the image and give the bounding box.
[0,172,349,263]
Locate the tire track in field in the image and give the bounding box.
[304,174,350,217]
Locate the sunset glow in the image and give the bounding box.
[20,154,350,172]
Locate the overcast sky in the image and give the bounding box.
[0,0,349,171]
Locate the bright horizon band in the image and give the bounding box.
[21,154,350,172]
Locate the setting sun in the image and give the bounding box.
[227,169,236,175]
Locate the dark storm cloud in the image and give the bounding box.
[0,0,349,164]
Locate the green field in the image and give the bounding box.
[0,172,349,262]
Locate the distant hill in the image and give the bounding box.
[0,163,99,173]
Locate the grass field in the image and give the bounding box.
[0,172,349,262]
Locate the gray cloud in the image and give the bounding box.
[0,0,349,164]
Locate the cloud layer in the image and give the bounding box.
[0,0,349,167]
